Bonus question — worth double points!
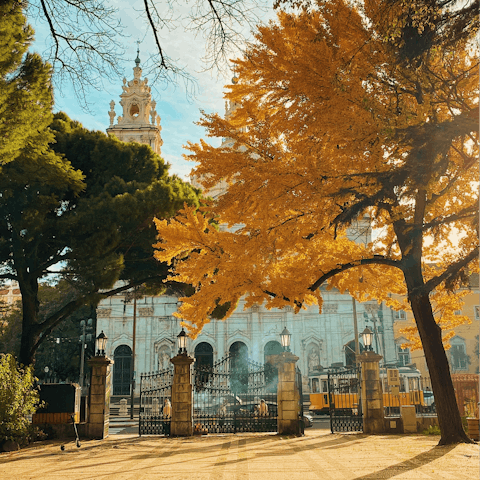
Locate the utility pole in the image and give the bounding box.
[352,297,360,364]
[79,318,92,393]
[130,288,137,420]
[79,320,86,388]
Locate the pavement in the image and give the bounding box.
[0,428,478,480]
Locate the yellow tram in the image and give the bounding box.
[308,367,429,415]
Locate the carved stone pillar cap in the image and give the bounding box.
[170,353,195,365]
[356,351,383,363]
[271,351,299,365]
[88,355,114,366]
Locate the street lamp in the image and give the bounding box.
[280,327,291,352]
[361,327,373,352]
[177,328,187,355]
[95,331,108,356]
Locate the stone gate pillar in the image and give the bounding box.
[170,353,194,436]
[275,351,301,435]
[87,356,114,439]
[357,351,385,434]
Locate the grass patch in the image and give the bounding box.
[422,425,441,435]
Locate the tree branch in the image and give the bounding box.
[413,247,479,298]
[308,256,402,292]
[32,274,170,353]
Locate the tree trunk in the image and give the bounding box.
[18,276,41,367]
[406,275,472,444]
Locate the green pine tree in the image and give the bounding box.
[0,112,200,366]
[0,0,54,166]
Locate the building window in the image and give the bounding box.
[450,336,469,371]
[394,310,407,320]
[396,344,410,367]
[475,306,479,320]
[454,310,462,315]
[113,345,132,396]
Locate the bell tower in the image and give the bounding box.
[107,48,163,155]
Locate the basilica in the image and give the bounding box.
[97,55,401,396]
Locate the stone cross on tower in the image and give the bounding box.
[106,46,163,155]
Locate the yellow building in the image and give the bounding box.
[0,282,21,314]
[393,274,479,377]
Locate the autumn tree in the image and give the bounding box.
[0,112,200,366]
[154,0,478,444]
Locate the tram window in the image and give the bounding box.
[408,377,414,392]
[322,380,328,393]
[312,378,319,393]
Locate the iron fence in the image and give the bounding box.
[139,367,173,435]
[193,356,278,434]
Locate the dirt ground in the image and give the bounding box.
[0,430,478,479]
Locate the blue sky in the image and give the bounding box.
[28,1,275,180]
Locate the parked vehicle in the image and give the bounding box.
[303,414,313,428]
[422,390,435,412]
[308,366,430,415]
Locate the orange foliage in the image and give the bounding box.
[154,0,478,345]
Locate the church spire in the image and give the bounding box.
[106,44,163,155]
[135,43,141,66]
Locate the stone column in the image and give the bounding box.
[275,351,301,435]
[87,356,114,439]
[170,353,194,436]
[357,351,385,434]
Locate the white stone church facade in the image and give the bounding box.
[97,58,400,395]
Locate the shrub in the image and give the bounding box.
[422,424,441,435]
[0,354,40,443]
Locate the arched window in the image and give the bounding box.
[194,342,214,369]
[229,341,248,367]
[264,341,282,363]
[113,345,132,396]
[229,341,248,393]
[263,341,281,392]
[129,103,140,118]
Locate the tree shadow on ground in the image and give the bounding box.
[352,444,457,480]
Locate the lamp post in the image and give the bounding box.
[177,328,187,355]
[95,331,108,356]
[361,326,373,352]
[280,327,291,352]
[88,331,113,439]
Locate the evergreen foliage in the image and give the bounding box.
[0,282,95,382]
[0,111,200,366]
[0,0,54,165]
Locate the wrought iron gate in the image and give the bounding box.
[139,367,173,436]
[296,366,305,434]
[328,366,363,432]
[193,355,278,434]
